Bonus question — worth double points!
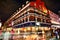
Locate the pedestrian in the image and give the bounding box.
[0,29,3,40]
[3,29,11,40]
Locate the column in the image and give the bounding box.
[27,12,29,22]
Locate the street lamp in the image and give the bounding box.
[0,22,2,27]
[12,21,14,26]
[36,22,40,26]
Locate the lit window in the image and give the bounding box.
[29,16,35,21]
[37,18,41,22]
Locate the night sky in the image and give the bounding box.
[0,0,60,23]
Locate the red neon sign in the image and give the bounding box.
[30,0,48,13]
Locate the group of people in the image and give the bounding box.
[0,28,13,40]
[0,28,60,40]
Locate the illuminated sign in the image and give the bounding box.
[0,22,2,27]
[49,10,60,24]
[30,0,48,13]
[51,25,60,28]
[36,22,40,25]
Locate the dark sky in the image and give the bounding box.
[0,0,60,23]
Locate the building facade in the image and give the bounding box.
[4,0,60,40]
[5,0,51,28]
[4,0,52,34]
[4,0,52,40]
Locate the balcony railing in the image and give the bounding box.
[13,12,50,25]
[13,21,51,28]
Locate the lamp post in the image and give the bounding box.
[0,22,2,27]
[36,22,40,26]
[0,20,2,27]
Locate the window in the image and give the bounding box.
[37,17,41,22]
[29,16,35,21]
[20,20,22,23]
[26,18,28,22]
[46,19,51,23]
[42,19,45,22]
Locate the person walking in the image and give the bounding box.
[3,29,11,40]
[0,29,3,40]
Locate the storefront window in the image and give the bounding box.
[36,27,39,32]
[32,27,36,32]
[26,27,32,32]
